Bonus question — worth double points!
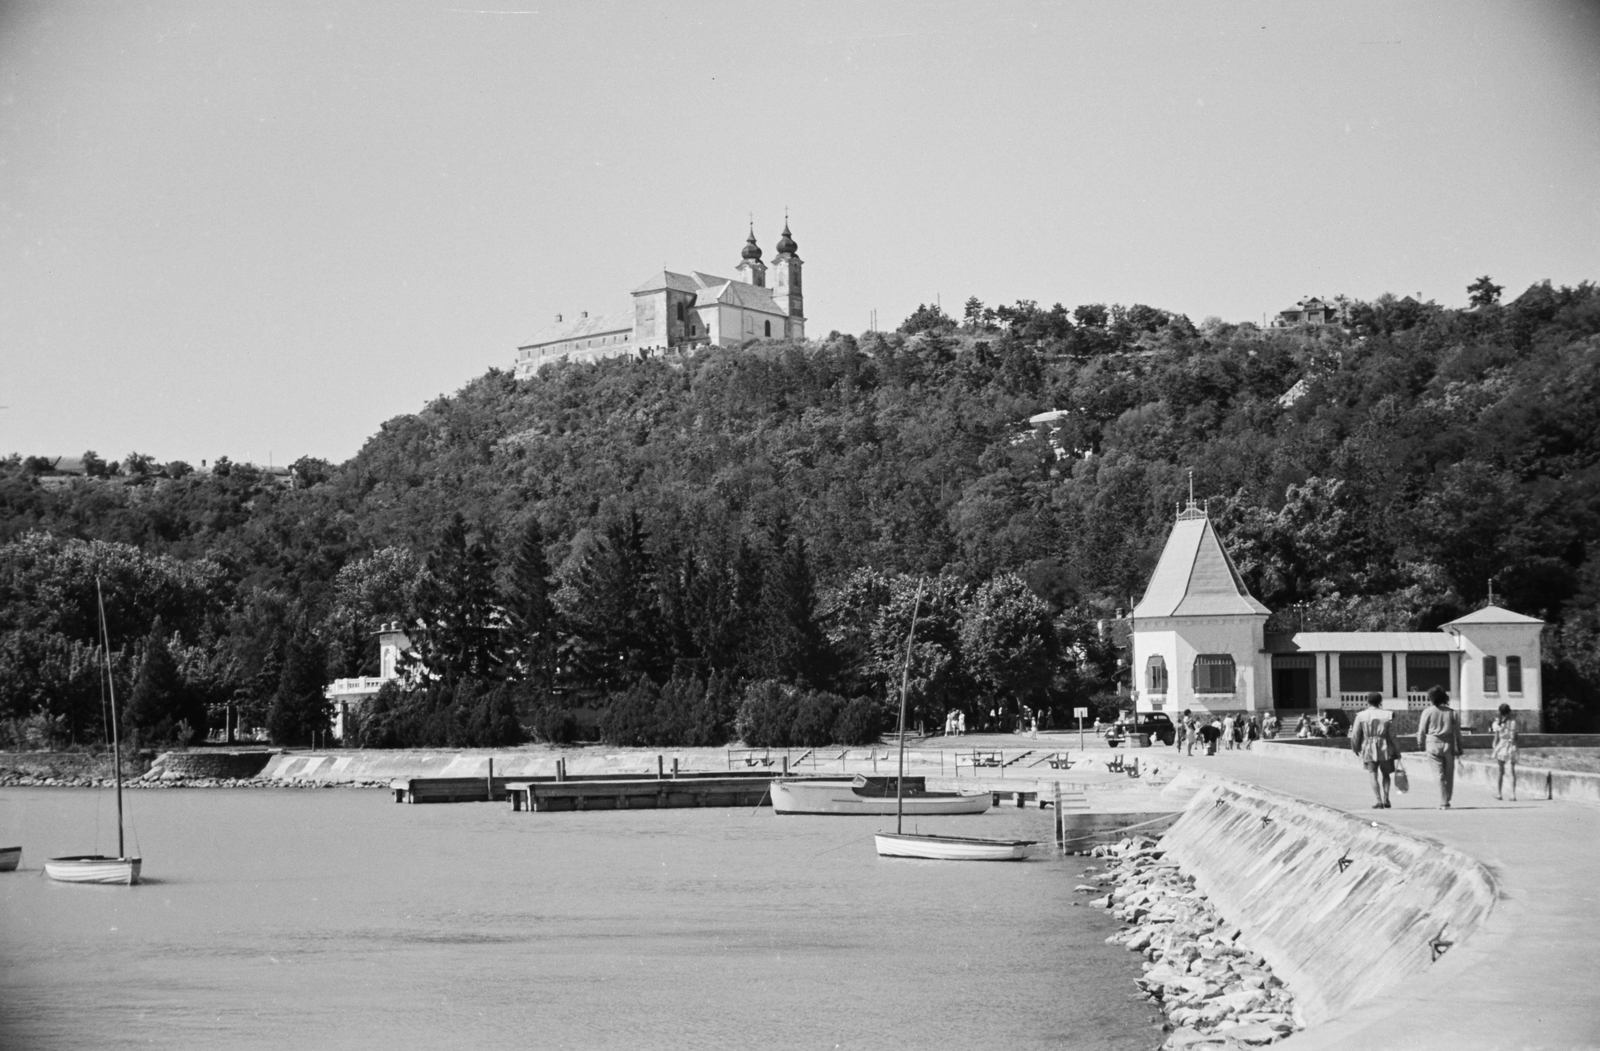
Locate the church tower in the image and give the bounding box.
[769,219,805,338]
[734,225,766,287]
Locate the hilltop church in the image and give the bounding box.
[514,221,806,377]
[1130,499,1544,731]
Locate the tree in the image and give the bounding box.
[124,619,203,744]
[1467,275,1503,309]
[560,511,669,691]
[266,620,331,745]
[503,516,556,689]
[759,522,830,686]
[81,450,109,478]
[959,574,1058,726]
[899,302,955,335]
[407,515,505,685]
[962,297,987,331]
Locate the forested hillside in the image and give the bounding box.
[3,278,1597,748]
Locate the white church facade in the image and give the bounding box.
[514,222,806,377]
[1130,501,1545,731]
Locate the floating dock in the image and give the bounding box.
[506,776,773,812]
[391,767,777,805]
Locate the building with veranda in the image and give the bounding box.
[1129,499,1544,731]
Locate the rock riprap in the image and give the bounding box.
[1084,836,1302,1050]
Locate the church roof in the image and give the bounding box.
[518,309,632,349]
[1132,512,1270,618]
[1442,605,1544,627]
[692,279,787,314]
[631,270,703,295]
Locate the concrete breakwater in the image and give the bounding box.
[1145,769,1496,1038]
[1088,835,1301,1048]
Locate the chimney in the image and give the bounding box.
[555,314,562,323]
[580,311,588,318]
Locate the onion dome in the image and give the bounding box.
[741,226,763,261]
[775,221,797,255]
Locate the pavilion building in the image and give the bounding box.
[1130,500,1544,730]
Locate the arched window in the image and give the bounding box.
[1193,654,1236,694]
[1147,656,1168,694]
[764,320,772,337]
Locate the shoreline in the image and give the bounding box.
[1090,833,1302,1048]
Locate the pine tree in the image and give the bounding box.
[503,516,555,689]
[758,521,829,686]
[409,514,505,685]
[124,618,193,743]
[562,510,669,691]
[266,619,331,746]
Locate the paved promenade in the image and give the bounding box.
[1157,744,1600,1051]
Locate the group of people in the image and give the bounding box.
[1173,710,1278,756]
[1350,687,1520,809]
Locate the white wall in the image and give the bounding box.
[1132,615,1268,713]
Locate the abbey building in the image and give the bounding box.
[514,222,806,377]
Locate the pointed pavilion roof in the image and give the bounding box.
[1132,506,1270,618]
[1442,605,1544,627]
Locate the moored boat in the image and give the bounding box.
[772,775,991,816]
[872,579,1038,863]
[0,845,20,872]
[47,578,143,888]
[874,832,1035,861]
[42,855,141,885]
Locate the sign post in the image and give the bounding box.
[1074,707,1088,754]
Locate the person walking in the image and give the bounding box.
[1490,703,1519,801]
[1350,693,1400,808]
[1245,715,1261,749]
[1174,710,1188,753]
[1183,711,1198,755]
[1415,686,1462,809]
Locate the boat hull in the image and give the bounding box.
[874,833,1034,861]
[0,846,19,872]
[44,855,141,885]
[771,779,991,816]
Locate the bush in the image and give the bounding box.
[736,680,801,748]
[831,696,886,745]
[792,689,844,746]
[599,675,661,746]
[528,704,578,744]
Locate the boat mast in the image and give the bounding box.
[96,578,124,860]
[895,579,925,836]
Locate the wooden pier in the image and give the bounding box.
[391,767,778,805]
[505,776,773,812]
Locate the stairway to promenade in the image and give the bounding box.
[1157,745,1600,1051]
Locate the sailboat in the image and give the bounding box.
[873,580,1035,862]
[44,578,141,886]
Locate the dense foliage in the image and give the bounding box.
[3,277,1597,746]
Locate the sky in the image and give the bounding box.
[1,1,1597,466]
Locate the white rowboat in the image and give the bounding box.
[43,855,141,885]
[772,776,991,816]
[874,833,1035,861]
[0,846,19,872]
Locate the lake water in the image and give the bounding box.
[0,788,1158,1050]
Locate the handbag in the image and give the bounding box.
[1392,759,1410,794]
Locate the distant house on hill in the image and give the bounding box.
[1129,499,1544,731]
[514,220,807,377]
[1272,296,1348,328]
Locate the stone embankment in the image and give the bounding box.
[1109,768,1501,1048]
[1086,835,1300,1048]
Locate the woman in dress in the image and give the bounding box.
[1490,703,1519,801]
[1349,692,1400,808]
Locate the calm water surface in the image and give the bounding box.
[0,788,1157,1050]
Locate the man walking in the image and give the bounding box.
[1415,686,1462,809]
